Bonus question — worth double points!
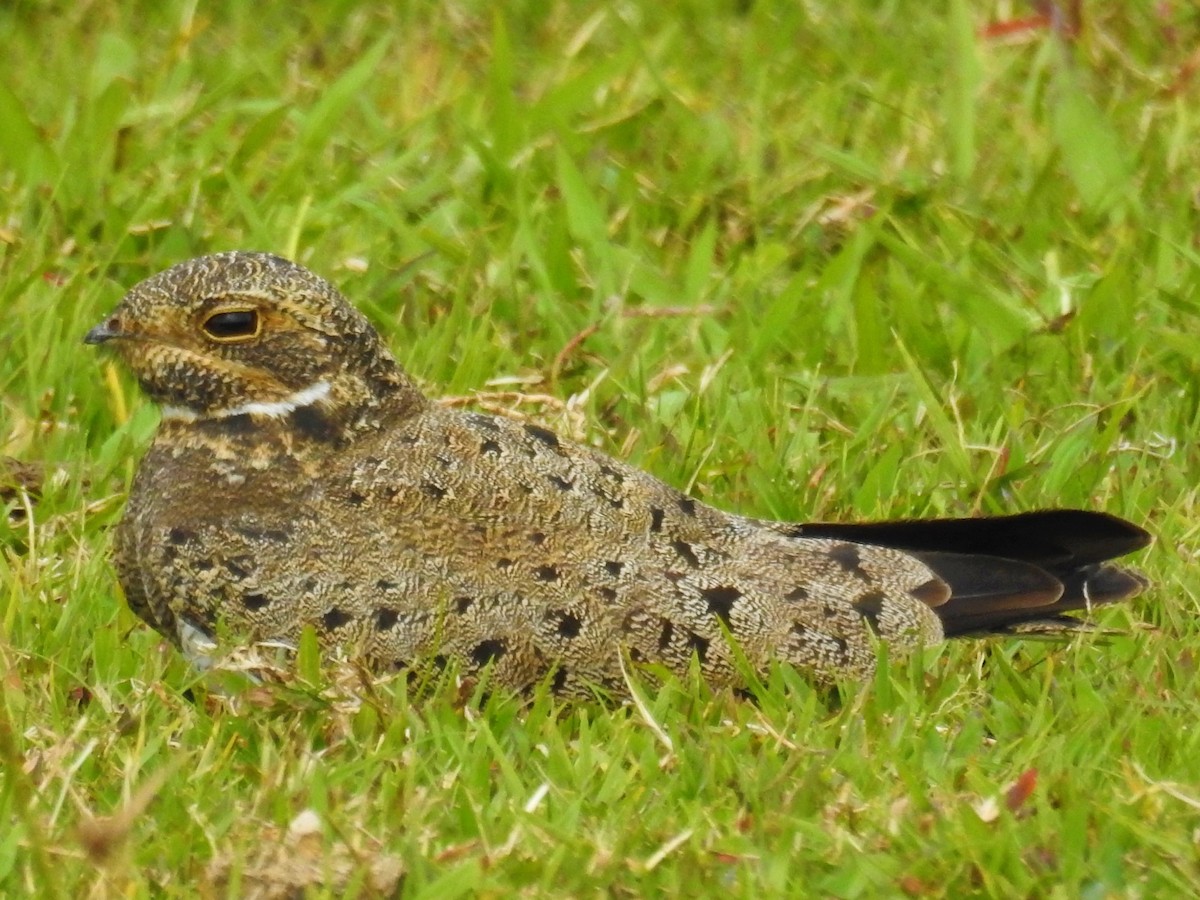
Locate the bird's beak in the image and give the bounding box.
[84,318,122,345]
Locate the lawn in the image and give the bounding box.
[2,1,1199,896]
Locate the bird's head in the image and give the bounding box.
[86,252,424,434]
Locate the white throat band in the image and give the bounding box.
[161,380,332,423]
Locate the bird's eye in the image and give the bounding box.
[202,309,260,342]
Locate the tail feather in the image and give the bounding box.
[795,510,1151,638]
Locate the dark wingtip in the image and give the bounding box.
[1058,564,1149,609]
[798,509,1152,569]
[797,509,1152,639]
[933,561,1147,638]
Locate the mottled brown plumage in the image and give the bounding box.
[86,252,1151,696]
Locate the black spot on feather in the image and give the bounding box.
[292,406,338,443]
[471,639,507,666]
[658,619,675,650]
[524,423,560,449]
[854,590,887,634]
[672,540,700,568]
[701,586,741,626]
[828,542,868,579]
[551,610,582,638]
[686,631,710,663]
[168,527,194,545]
[534,564,560,582]
[551,667,569,693]
[241,593,270,611]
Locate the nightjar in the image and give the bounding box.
[86,252,1150,696]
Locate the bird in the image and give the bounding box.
[85,251,1151,697]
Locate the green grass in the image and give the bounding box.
[2,1,1199,895]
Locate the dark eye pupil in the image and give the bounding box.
[204,310,258,339]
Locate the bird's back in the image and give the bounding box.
[116,402,950,693]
